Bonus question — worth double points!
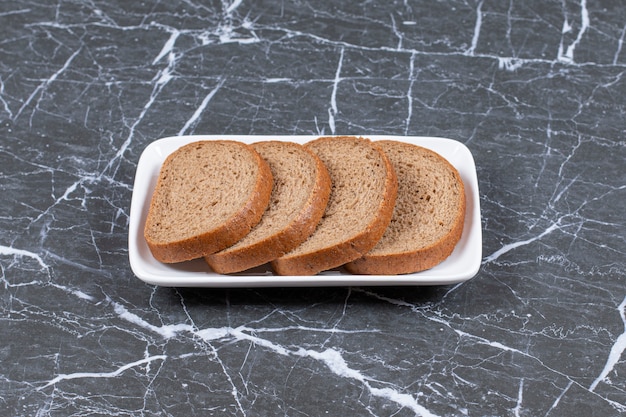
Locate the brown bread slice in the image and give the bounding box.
[346,140,466,275]
[271,136,398,275]
[205,141,331,274]
[144,140,273,263]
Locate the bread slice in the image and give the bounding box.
[346,140,465,275]
[271,136,398,275]
[144,140,273,263]
[205,141,331,274]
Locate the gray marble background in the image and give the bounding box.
[1,1,625,416]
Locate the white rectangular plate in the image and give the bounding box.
[129,135,482,287]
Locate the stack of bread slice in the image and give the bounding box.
[143,136,465,275]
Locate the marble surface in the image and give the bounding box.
[1,1,625,416]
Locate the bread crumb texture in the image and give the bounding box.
[270,136,398,275]
[236,141,320,240]
[204,141,331,273]
[376,142,463,253]
[144,140,272,263]
[286,136,394,256]
[346,140,466,275]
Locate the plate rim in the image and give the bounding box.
[128,135,482,287]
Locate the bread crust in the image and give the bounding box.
[144,140,273,263]
[205,141,332,274]
[271,136,398,275]
[345,140,466,275]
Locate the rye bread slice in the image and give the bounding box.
[205,141,331,274]
[271,136,398,275]
[346,140,466,275]
[144,140,273,263]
